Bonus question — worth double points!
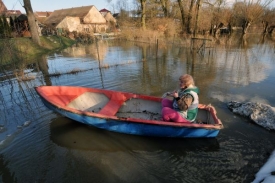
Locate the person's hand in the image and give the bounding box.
[162,92,173,98]
[173,91,179,98]
[165,92,173,97]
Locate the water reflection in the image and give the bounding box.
[62,40,108,61]
[50,117,220,152]
[0,155,17,183]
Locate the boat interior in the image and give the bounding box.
[67,92,216,124]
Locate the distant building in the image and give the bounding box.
[0,0,7,13]
[34,11,52,23]
[99,8,117,32]
[3,10,22,16]
[99,8,110,15]
[44,5,107,33]
[0,0,25,37]
[99,8,116,23]
[0,0,21,19]
[1,10,22,25]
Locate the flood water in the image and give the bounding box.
[1,34,275,183]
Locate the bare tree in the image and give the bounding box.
[261,8,275,34]
[204,0,232,36]
[232,0,273,34]
[23,0,41,45]
[193,0,203,36]
[160,0,170,17]
[186,0,196,34]
[177,0,186,33]
[146,0,160,18]
[140,0,147,30]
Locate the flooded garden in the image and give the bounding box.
[0,34,275,182]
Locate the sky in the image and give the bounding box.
[3,0,274,14]
[3,0,117,13]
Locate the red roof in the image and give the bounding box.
[2,10,22,16]
[99,8,110,12]
[35,11,52,17]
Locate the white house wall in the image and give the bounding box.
[57,16,80,32]
[54,7,107,33]
[56,17,106,33]
[84,6,106,24]
[104,12,116,23]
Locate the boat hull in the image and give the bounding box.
[41,99,220,138]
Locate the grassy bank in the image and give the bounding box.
[0,36,76,66]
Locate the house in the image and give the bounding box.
[34,11,52,24]
[99,8,117,32]
[99,8,116,23]
[0,0,21,22]
[0,0,22,20]
[0,0,25,37]
[0,0,7,13]
[3,10,22,16]
[44,5,107,34]
[34,11,53,35]
[1,10,22,26]
[99,8,110,14]
[35,11,52,18]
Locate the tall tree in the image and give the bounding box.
[193,0,202,36]
[160,0,169,17]
[232,0,273,35]
[177,0,185,33]
[140,0,147,30]
[187,0,195,34]
[23,0,41,45]
[260,8,275,34]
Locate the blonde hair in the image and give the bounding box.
[179,74,195,86]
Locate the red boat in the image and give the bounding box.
[35,85,223,138]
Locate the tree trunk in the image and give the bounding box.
[140,0,146,30]
[160,0,169,17]
[23,0,41,45]
[193,0,202,36]
[177,0,185,33]
[242,20,251,34]
[186,0,195,34]
[262,21,268,34]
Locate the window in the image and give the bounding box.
[83,28,90,32]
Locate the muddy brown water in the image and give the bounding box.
[1,35,275,183]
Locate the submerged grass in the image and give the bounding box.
[0,36,75,81]
[0,36,75,66]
